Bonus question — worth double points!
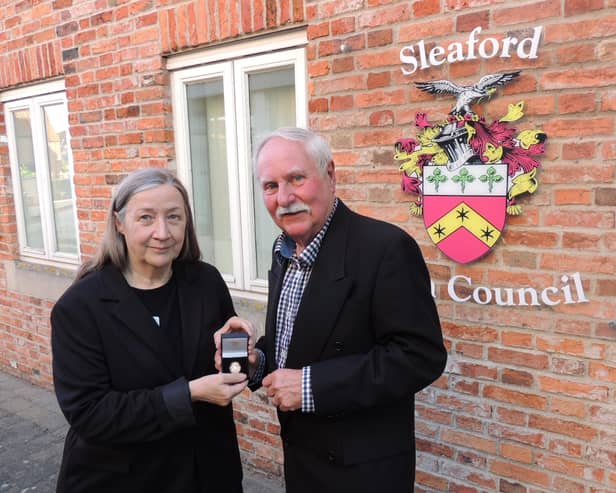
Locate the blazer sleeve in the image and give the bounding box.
[51,288,195,446]
[310,232,447,415]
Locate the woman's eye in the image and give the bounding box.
[139,215,153,222]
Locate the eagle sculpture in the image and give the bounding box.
[415,72,520,116]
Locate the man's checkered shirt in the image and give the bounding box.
[273,198,338,413]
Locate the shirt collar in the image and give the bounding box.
[274,198,339,266]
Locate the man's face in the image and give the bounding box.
[256,137,336,252]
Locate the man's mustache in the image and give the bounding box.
[276,203,311,218]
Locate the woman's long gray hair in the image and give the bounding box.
[75,167,201,280]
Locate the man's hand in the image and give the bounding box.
[214,316,257,372]
[188,373,248,407]
[262,369,302,412]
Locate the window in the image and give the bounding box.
[3,81,79,265]
[171,32,307,294]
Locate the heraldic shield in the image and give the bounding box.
[423,163,508,264]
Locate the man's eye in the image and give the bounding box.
[291,175,305,184]
[263,183,278,194]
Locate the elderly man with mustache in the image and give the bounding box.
[219,127,447,493]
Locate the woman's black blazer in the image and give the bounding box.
[51,261,243,493]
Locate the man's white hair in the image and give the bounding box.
[253,127,332,178]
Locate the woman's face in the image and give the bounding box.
[115,184,187,277]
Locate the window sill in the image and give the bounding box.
[4,260,76,301]
[229,291,268,338]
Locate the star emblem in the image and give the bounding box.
[481,226,495,240]
[456,207,470,222]
[432,224,446,238]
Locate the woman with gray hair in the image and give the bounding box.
[51,167,251,493]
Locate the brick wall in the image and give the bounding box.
[1,0,615,491]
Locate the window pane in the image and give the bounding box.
[187,79,233,275]
[44,104,78,254]
[249,67,296,280]
[13,109,44,250]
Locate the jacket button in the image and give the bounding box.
[334,341,343,352]
[327,451,336,463]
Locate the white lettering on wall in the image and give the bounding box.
[436,272,589,306]
[400,26,544,75]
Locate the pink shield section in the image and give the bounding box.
[424,195,507,264]
[423,196,506,229]
[436,228,492,264]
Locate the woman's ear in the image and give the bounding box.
[114,212,125,235]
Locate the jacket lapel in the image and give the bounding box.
[266,258,286,372]
[175,263,202,377]
[100,266,178,375]
[284,202,354,368]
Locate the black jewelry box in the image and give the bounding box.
[221,332,249,375]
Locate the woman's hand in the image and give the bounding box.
[188,373,247,407]
[214,316,258,372]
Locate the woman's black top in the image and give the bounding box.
[132,275,183,374]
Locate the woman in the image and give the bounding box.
[51,168,251,492]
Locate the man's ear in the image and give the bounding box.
[327,160,336,190]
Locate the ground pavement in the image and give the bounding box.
[0,371,283,493]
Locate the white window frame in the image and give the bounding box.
[2,80,80,267]
[171,31,307,296]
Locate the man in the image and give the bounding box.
[231,127,446,492]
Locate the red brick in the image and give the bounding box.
[308,60,329,77]
[413,0,440,16]
[454,343,486,360]
[539,376,609,401]
[553,477,585,493]
[331,17,354,35]
[367,29,392,48]
[416,437,455,458]
[443,322,498,342]
[500,443,533,464]
[331,57,353,74]
[307,21,328,39]
[456,10,489,32]
[559,92,596,113]
[564,0,604,16]
[490,460,550,487]
[357,3,410,28]
[597,278,616,297]
[488,348,549,370]
[366,71,391,89]
[529,414,598,441]
[498,479,526,493]
[416,471,449,491]
[502,369,534,387]
[554,188,592,205]
[589,362,616,383]
[315,74,365,94]
[483,386,548,410]
[369,110,394,127]
[537,452,603,482]
[596,188,616,206]
[308,98,328,113]
[355,47,403,69]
